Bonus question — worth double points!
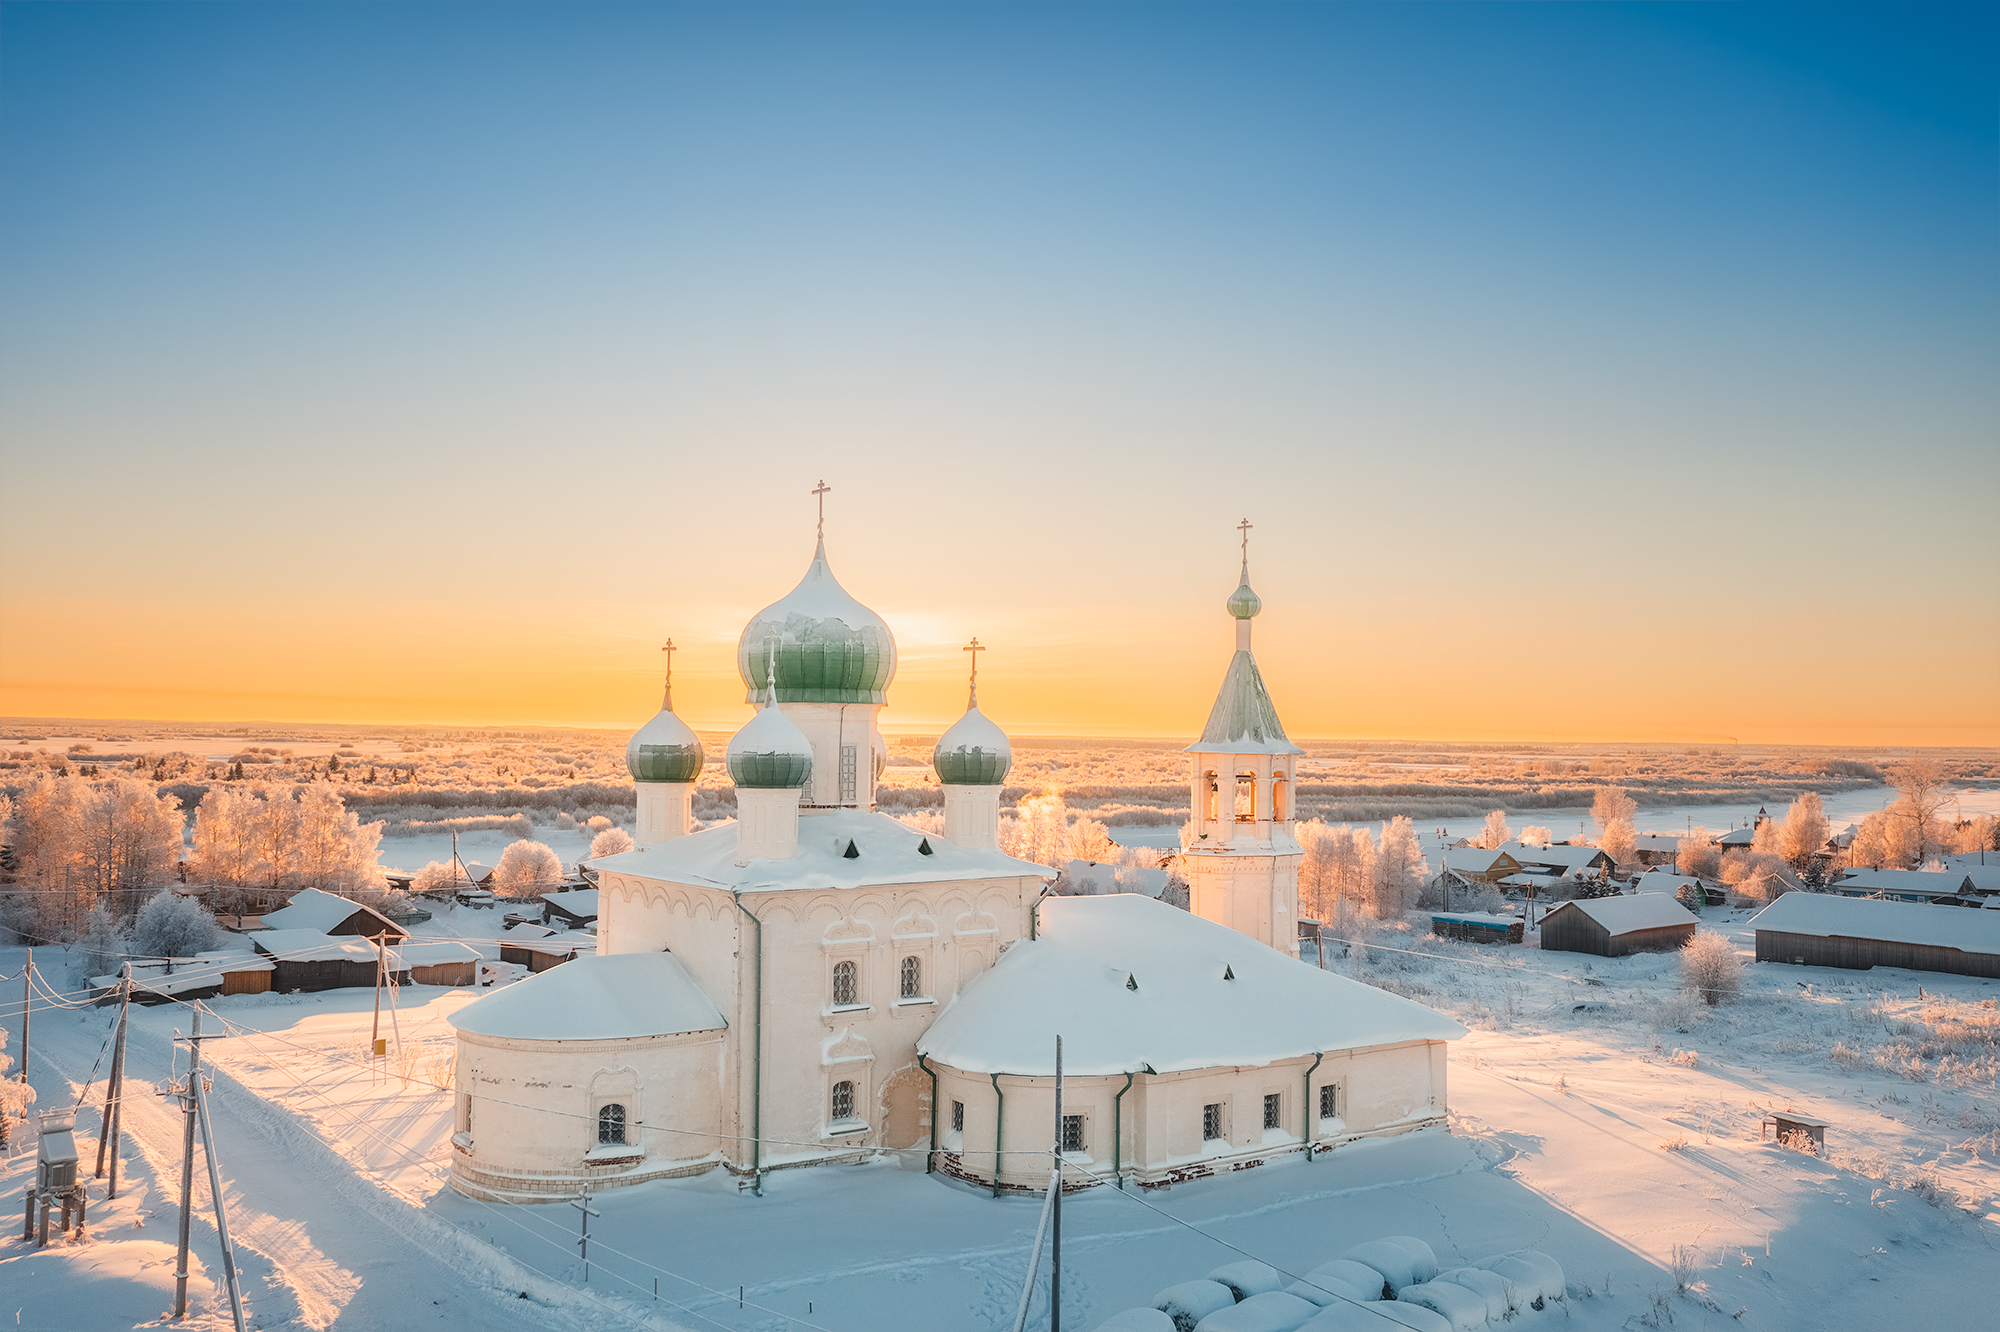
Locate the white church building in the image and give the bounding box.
[447,517,1462,1203]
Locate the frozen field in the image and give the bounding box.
[4,901,1994,1332]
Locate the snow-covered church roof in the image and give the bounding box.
[918,895,1464,1077]
[591,807,1052,894]
[448,952,727,1042]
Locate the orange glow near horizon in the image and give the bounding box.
[3,578,1994,748]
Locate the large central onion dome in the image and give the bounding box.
[737,538,897,705]
[626,685,704,783]
[933,704,1012,786]
[726,697,815,789]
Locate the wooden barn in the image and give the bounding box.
[539,887,599,929]
[1430,911,1524,945]
[1441,846,1523,884]
[1538,893,1698,957]
[255,929,408,992]
[259,887,409,942]
[90,953,275,1005]
[498,932,596,973]
[394,941,485,987]
[1749,894,2000,979]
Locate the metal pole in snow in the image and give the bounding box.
[1051,1033,1062,1332]
[20,948,30,1089]
[570,1186,599,1283]
[173,1011,202,1318]
[192,1057,248,1332]
[100,964,133,1197]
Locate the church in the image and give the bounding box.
[447,509,1462,1203]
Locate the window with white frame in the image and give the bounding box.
[952,1100,965,1133]
[1202,1102,1225,1143]
[1061,1114,1085,1155]
[832,959,858,1007]
[899,954,922,999]
[1319,1083,1340,1120]
[598,1103,627,1145]
[1263,1093,1282,1131]
[831,1080,856,1123]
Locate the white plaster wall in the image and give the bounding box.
[775,701,883,809]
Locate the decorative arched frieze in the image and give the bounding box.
[822,1026,874,1067]
[892,909,938,938]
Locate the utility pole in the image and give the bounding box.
[1051,1033,1063,1332]
[20,947,31,1089]
[95,964,132,1197]
[371,939,386,1062]
[190,1044,248,1332]
[174,1011,204,1319]
[571,1185,600,1283]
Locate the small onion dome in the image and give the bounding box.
[626,704,704,783]
[933,704,1012,786]
[738,538,898,706]
[726,700,814,790]
[1226,563,1262,620]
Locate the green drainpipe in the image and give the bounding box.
[989,1072,1005,1198]
[1303,1052,1325,1162]
[1112,1071,1135,1190]
[1029,883,1055,940]
[732,891,764,1196]
[917,1053,938,1174]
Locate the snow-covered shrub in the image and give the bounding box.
[1296,1259,1389,1302]
[589,827,634,858]
[1437,1266,1515,1319]
[1652,988,1709,1031]
[1680,930,1742,1006]
[491,839,564,897]
[1341,1240,1422,1293]
[411,860,464,893]
[1152,1279,1237,1331]
[1395,1280,1487,1331]
[1205,1260,1285,1301]
[1191,1292,1320,1330]
[76,905,128,979]
[1291,1304,1449,1331]
[1478,1251,1565,1309]
[1095,1311,1175,1332]
[132,890,221,960]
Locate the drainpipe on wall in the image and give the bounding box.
[917,1053,938,1174]
[731,891,764,1196]
[1112,1071,1135,1190]
[989,1072,1005,1198]
[1029,883,1055,940]
[1303,1052,1325,1162]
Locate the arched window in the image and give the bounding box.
[1271,776,1287,822]
[1236,773,1256,821]
[899,955,921,999]
[597,1103,627,1145]
[831,1080,855,1122]
[1204,772,1219,822]
[832,959,857,1006]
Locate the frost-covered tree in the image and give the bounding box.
[1889,758,1954,866]
[1372,817,1426,918]
[492,839,564,898]
[132,890,221,962]
[0,1025,34,1146]
[1478,810,1511,850]
[411,860,463,894]
[1723,851,1795,902]
[589,827,635,858]
[1592,787,1638,835]
[1002,792,1072,875]
[1680,931,1742,1006]
[192,784,384,892]
[1848,810,1891,870]
[3,773,185,941]
[1950,814,1998,855]
[1295,820,1342,922]
[76,906,128,980]
[1777,793,1830,870]
[1676,831,1720,881]
[1600,817,1637,869]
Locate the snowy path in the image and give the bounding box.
[4,998,647,1332]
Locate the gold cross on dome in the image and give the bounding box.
[1237,517,1253,559]
[812,480,832,536]
[661,638,675,677]
[963,637,986,705]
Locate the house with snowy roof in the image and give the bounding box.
[1495,841,1615,881]
[1828,867,1992,905]
[445,515,1463,1204]
[259,886,407,942]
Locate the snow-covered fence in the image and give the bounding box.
[1099,1237,1564,1332]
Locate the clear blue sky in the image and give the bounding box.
[2,2,1994,743]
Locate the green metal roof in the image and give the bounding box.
[738,539,898,705]
[1185,650,1303,756]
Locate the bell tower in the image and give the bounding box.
[1183,522,1304,957]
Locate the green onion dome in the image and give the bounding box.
[626,696,705,783]
[1226,563,1263,620]
[726,698,814,790]
[738,538,897,705]
[933,704,1012,786]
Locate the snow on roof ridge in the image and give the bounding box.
[449,951,727,1041]
[1749,893,2000,954]
[1554,892,1699,934]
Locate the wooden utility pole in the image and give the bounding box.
[191,1051,248,1332]
[173,1011,204,1318]
[94,964,133,1197]
[571,1185,600,1284]
[371,938,386,1061]
[20,947,31,1089]
[1051,1033,1063,1332]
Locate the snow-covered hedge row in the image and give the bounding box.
[1100,1237,1564,1332]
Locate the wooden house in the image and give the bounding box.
[539,887,600,929]
[1538,893,1698,957]
[1498,841,1616,881]
[260,887,408,942]
[1630,835,1684,867]
[395,941,485,987]
[254,929,408,992]
[1440,847,1523,884]
[90,953,275,1005]
[1827,868,1988,905]
[1750,894,2000,979]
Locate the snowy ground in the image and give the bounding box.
[6,902,1995,1331]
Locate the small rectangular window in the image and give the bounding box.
[1061,1114,1085,1155]
[1263,1093,1282,1131]
[840,745,859,802]
[951,1100,965,1133]
[1319,1084,1339,1120]
[1202,1103,1224,1143]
